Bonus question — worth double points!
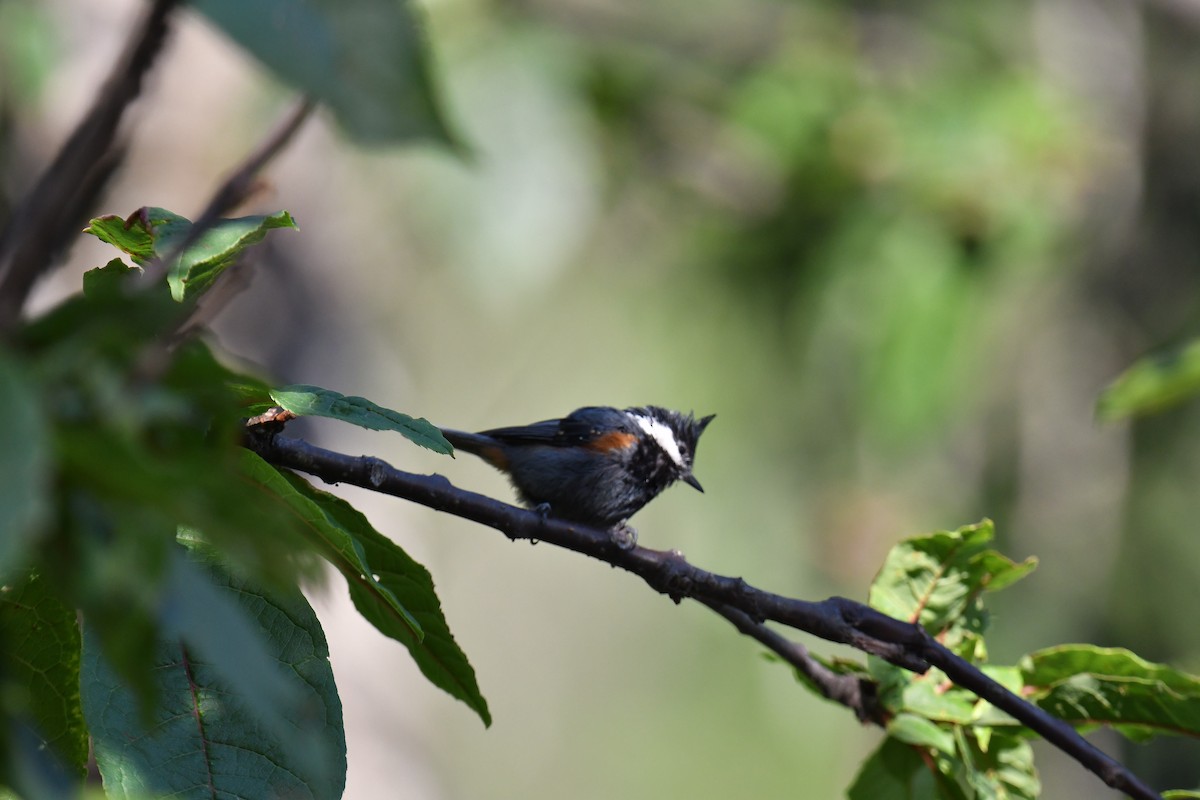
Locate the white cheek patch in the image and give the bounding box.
[633,415,685,467]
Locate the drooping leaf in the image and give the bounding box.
[1022,645,1200,740]
[240,452,491,726]
[270,384,453,453]
[1097,337,1200,421]
[0,353,49,578]
[81,546,346,800]
[239,451,422,640]
[165,211,297,302]
[188,0,460,146]
[85,207,297,302]
[0,572,87,779]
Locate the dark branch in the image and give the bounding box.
[0,0,182,331]
[244,430,1163,800]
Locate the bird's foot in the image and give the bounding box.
[609,522,638,551]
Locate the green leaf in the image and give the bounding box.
[1164,792,1200,799]
[971,665,1024,727]
[1097,337,1200,420]
[83,208,185,267]
[953,729,1040,800]
[271,384,453,453]
[848,738,952,800]
[82,258,140,299]
[189,0,460,146]
[239,451,422,640]
[887,713,956,756]
[81,546,346,800]
[226,375,276,416]
[85,207,297,302]
[166,211,297,303]
[868,520,1036,653]
[896,669,978,725]
[240,453,491,725]
[0,572,87,778]
[0,353,50,578]
[1022,645,1200,740]
[55,416,309,590]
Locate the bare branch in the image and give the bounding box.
[245,429,1164,800]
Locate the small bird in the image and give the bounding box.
[441,406,714,539]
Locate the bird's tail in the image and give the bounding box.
[440,429,511,471]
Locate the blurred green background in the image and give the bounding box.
[5,0,1200,795]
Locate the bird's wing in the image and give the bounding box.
[478,418,572,445]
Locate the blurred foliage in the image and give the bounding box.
[561,2,1088,449]
[0,196,486,796]
[1098,337,1200,421]
[190,0,460,145]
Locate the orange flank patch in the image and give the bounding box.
[479,445,510,470]
[587,431,638,453]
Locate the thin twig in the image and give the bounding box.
[244,429,1163,800]
[702,600,880,723]
[0,0,182,331]
[149,96,316,286]
[157,97,315,342]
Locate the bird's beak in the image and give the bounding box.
[682,473,704,493]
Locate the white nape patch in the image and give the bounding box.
[633,414,685,467]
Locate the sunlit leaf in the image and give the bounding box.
[83,208,185,266]
[85,207,297,302]
[1022,645,1200,740]
[868,520,1036,653]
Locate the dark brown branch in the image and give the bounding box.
[245,429,1163,800]
[0,0,182,331]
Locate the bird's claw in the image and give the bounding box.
[609,522,638,550]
